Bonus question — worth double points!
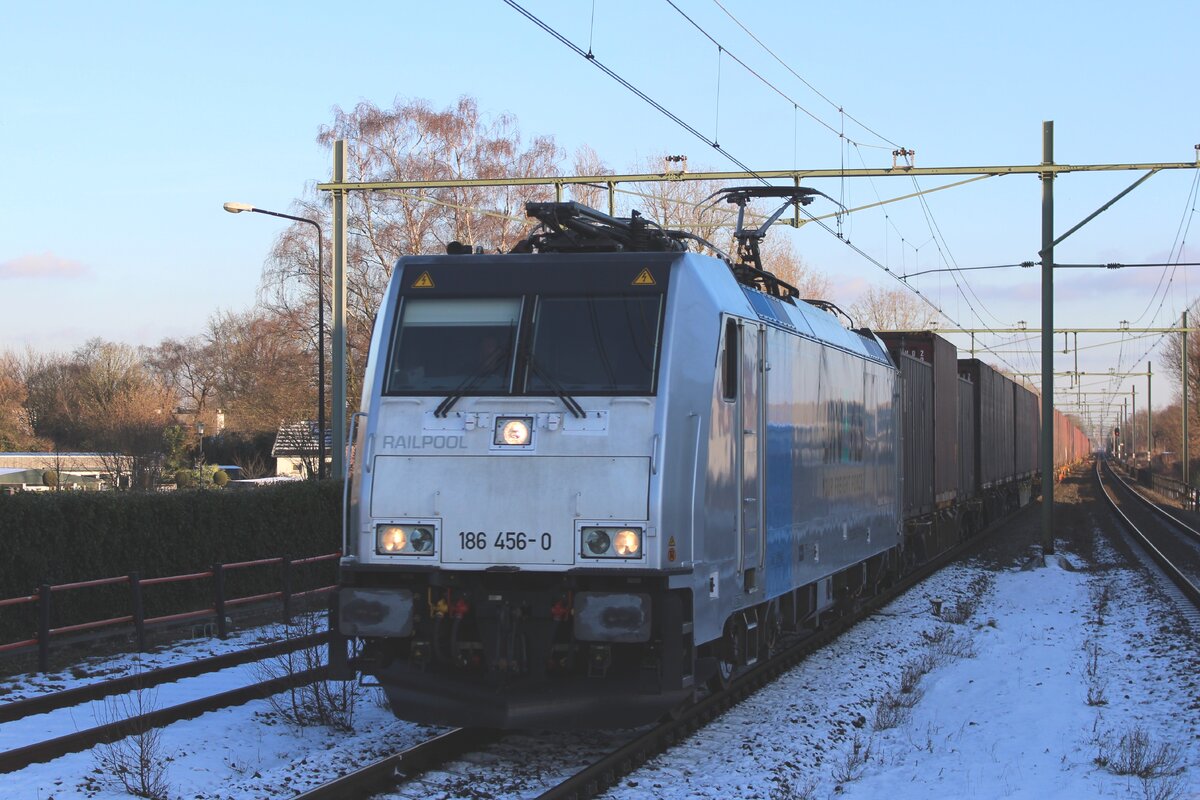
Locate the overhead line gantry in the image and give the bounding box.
[317,133,1200,556]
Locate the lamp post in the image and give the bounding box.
[197,421,205,467]
[223,202,326,479]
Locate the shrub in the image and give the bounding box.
[254,613,358,731]
[93,678,171,799]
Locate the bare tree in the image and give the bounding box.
[207,308,314,433]
[0,351,38,450]
[624,156,739,254]
[759,238,832,299]
[848,286,938,330]
[1159,304,1200,408]
[258,96,563,418]
[1158,302,1200,470]
[19,341,174,488]
[22,349,88,447]
[144,336,220,419]
[620,156,832,298]
[569,144,614,211]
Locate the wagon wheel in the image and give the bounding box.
[762,600,783,658]
[709,618,743,692]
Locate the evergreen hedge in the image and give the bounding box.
[0,481,342,644]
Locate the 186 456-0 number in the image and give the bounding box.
[458,531,552,551]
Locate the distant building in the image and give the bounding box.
[0,467,53,492]
[0,453,124,490]
[271,422,331,479]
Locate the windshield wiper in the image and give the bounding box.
[525,356,586,419]
[434,345,511,418]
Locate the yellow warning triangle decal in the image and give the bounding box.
[667,536,676,547]
[632,268,656,286]
[411,271,435,289]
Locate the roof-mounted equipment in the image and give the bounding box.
[512,202,694,254]
[802,298,856,328]
[710,185,840,301]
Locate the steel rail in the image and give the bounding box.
[289,484,1052,800]
[1104,465,1200,545]
[1096,461,1200,608]
[0,632,325,725]
[290,728,501,800]
[0,666,327,773]
[534,505,1010,800]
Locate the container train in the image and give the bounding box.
[329,190,1090,729]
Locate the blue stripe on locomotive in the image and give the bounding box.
[765,420,797,597]
[746,293,898,601]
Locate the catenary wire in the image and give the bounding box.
[708,0,900,149]
[663,0,891,150]
[504,0,1040,377]
[502,0,768,181]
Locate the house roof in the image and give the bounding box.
[0,468,44,484]
[271,422,332,458]
[0,468,102,486]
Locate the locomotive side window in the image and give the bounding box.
[526,296,662,394]
[386,298,522,393]
[722,318,738,401]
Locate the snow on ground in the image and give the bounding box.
[0,624,285,703]
[603,537,1199,800]
[4,511,1198,799]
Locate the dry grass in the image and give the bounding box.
[1083,639,1108,706]
[92,682,171,799]
[873,690,921,731]
[769,761,817,800]
[1096,725,1183,779]
[254,613,359,731]
[831,732,874,784]
[899,653,939,694]
[924,626,977,659]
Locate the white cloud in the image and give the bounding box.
[0,252,89,279]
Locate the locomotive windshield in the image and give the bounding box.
[385,294,662,396]
[527,296,661,393]
[387,298,521,393]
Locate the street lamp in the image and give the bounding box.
[223,202,326,479]
[197,421,205,466]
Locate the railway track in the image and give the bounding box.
[290,728,501,800]
[0,631,324,724]
[292,499,1016,800]
[0,634,328,774]
[1095,459,1200,621]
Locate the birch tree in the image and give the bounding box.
[848,286,938,330]
[259,96,563,415]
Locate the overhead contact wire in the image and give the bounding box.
[663,0,888,150]
[708,0,899,149]
[502,0,768,183]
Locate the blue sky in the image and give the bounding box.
[3,0,1197,435]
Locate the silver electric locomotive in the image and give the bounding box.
[331,191,902,728]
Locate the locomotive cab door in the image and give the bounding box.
[738,319,766,593]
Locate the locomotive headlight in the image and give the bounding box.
[580,526,643,559]
[583,528,612,556]
[409,527,434,553]
[377,525,407,553]
[495,416,533,447]
[613,529,641,556]
[375,522,438,556]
